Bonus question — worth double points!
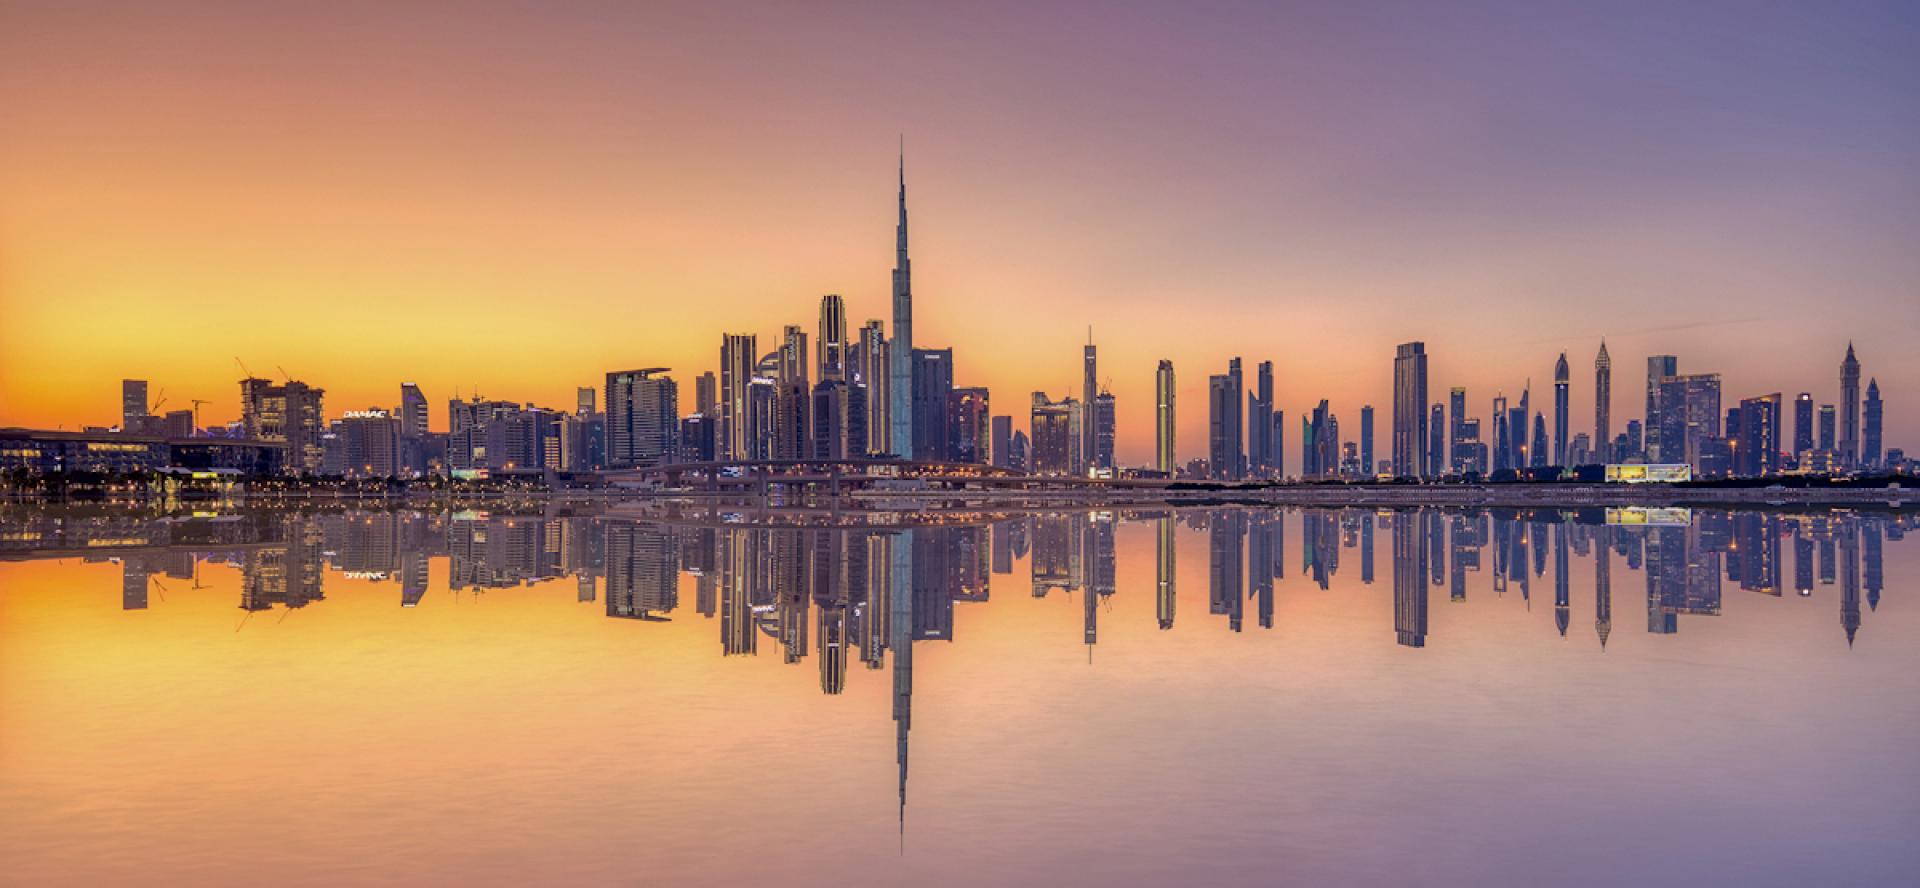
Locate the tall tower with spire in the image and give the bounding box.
[889,148,915,459]
[1553,352,1570,466]
[1839,343,1861,468]
[1594,340,1612,463]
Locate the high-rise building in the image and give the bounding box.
[1249,360,1275,477]
[772,376,810,459]
[1530,413,1549,469]
[990,415,1013,469]
[1553,352,1570,465]
[1645,355,1678,461]
[1082,334,1098,471]
[1863,379,1883,468]
[1359,405,1375,479]
[1793,393,1814,457]
[1448,387,1468,473]
[719,334,757,461]
[1030,392,1074,475]
[911,348,953,461]
[817,293,848,382]
[399,383,429,438]
[1491,393,1510,471]
[1208,375,1234,480]
[810,380,848,459]
[889,153,915,458]
[121,379,149,429]
[1226,359,1245,478]
[949,387,989,464]
[1594,341,1611,463]
[337,409,400,478]
[694,372,717,417]
[1819,403,1836,451]
[606,369,679,468]
[856,320,888,456]
[1428,403,1445,475]
[1155,360,1176,475]
[574,386,595,418]
[1091,390,1116,472]
[1735,393,1781,477]
[241,377,326,474]
[1392,342,1428,478]
[1840,343,1861,467]
[1657,373,1722,470]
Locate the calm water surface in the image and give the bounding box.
[2,504,1915,886]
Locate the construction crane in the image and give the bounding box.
[234,357,255,380]
[189,399,209,434]
[149,387,167,413]
[277,365,293,383]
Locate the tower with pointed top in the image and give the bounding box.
[1839,343,1861,468]
[889,150,915,459]
[1553,352,1570,466]
[1594,341,1611,464]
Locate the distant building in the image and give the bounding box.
[1553,352,1570,465]
[1392,342,1428,478]
[912,348,953,461]
[121,379,149,430]
[990,415,1013,469]
[241,377,326,474]
[1734,393,1782,477]
[337,409,401,478]
[606,369,679,468]
[949,387,989,463]
[817,293,848,382]
[1840,343,1861,467]
[1030,392,1074,475]
[1155,360,1176,475]
[1594,341,1611,463]
[1862,379,1882,469]
[719,334,757,461]
[1793,393,1814,458]
[1645,355,1679,461]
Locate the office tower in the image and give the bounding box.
[1793,392,1814,457]
[1448,387,1467,473]
[990,415,1013,469]
[671,414,711,463]
[779,325,810,387]
[161,410,194,438]
[1227,358,1245,478]
[1249,361,1275,477]
[1082,334,1098,469]
[1594,341,1611,462]
[1645,355,1678,461]
[1553,352,1570,465]
[337,409,400,478]
[1030,392,1073,475]
[1155,360,1176,475]
[397,383,429,438]
[1304,400,1336,478]
[719,334,757,460]
[856,320,889,456]
[1491,394,1510,471]
[1359,405,1375,479]
[1208,375,1233,480]
[694,372,717,417]
[889,153,915,458]
[605,369,678,468]
[1272,409,1286,479]
[1819,404,1836,451]
[911,348,953,461]
[1623,419,1642,460]
[1839,343,1861,467]
[241,377,326,474]
[1091,390,1116,472]
[1392,342,1428,478]
[810,380,848,459]
[121,379,149,429]
[772,376,810,459]
[1735,393,1782,477]
[1428,403,1445,475]
[949,387,989,463]
[1862,379,1882,468]
[817,293,848,382]
[1009,429,1029,472]
[1510,388,1531,469]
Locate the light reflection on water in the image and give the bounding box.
[1,504,1914,886]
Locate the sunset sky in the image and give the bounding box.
[3,1,1916,466]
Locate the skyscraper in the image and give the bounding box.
[1553,351,1570,465]
[1646,355,1678,461]
[694,372,716,417]
[1428,403,1445,476]
[121,379,148,429]
[1863,378,1883,468]
[719,334,757,461]
[856,320,888,456]
[1734,393,1781,477]
[1091,390,1116,472]
[1392,342,1428,478]
[990,415,1013,469]
[1208,374,1233,480]
[1082,333,1098,472]
[400,383,429,438]
[889,153,915,458]
[1840,343,1861,467]
[1819,403,1836,451]
[241,377,326,474]
[1249,361,1275,477]
[1227,358,1245,478]
[817,293,848,382]
[1793,392,1814,457]
[911,348,952,461]
[1359,405,1375,478]
[606,368,679,468]
[1448,387,1467,473]
[1155,360,1176,475]
[1594,341,1611,464]
[1030,392,1073,475]
[949,387,989,464]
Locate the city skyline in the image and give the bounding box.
[4,4,1917,465]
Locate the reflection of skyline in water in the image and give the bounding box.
[4,504,1910,831]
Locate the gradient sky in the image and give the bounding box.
[3,1,1916,467]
